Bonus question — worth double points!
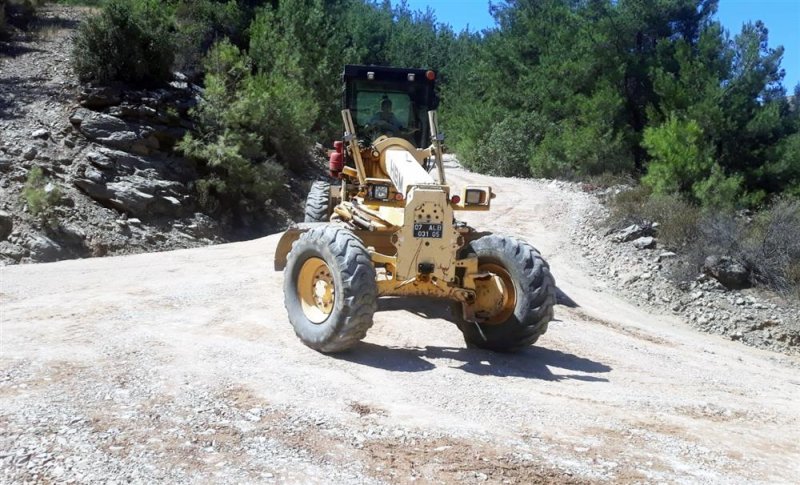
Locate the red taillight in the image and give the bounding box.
[394,193,404,201]
[426,70,436,81]
[451,195,461,204]
[333,140,344,153]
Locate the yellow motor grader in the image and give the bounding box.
[274,65,555,353]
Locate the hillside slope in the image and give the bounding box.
[1,5,301,266]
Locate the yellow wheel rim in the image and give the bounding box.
[297,257,335,324]
[474,262,516,325]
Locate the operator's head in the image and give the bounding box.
[381,97,392,113]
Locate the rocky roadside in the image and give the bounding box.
[554,180,800,356]
[0,5,304,267]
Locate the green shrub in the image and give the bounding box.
[71,0,174,86]
[179,39,318,216]
[582,172,635,189]
[23,167,62,221]
[184,39,316,167]
[642,115,745,209]
[172,0,251,78]
[467,116,534,177]
[54,0,106,5]
[530,124,631,179]
[642,117,710,195]
[181,132,286,214]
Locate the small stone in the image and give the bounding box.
[0,210,12,240]
[633,236,656,249]
[658,251,677,262]
[613,224,652,243]
[23,146,38,160]
[32,129,50,140]
[623,274,640,285]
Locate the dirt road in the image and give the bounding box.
[2,163,799,484]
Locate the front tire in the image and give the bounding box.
[304,181,332,222]
[454,235,556,352]
[284,225,377,352]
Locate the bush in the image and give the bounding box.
[71,0,174,86]
[609,187,800,298]
[642,115,746,209]
[179,39,318,217]
[607,185,651,226]
[23,166,62,221]
[184,39,316,167]
[608,186,701,249]
[172,0,251,79]
[743,197,800,296]
[466,116,534,177]
[3,0,46,30]
[54,0,106,5]
[181,132,286,214]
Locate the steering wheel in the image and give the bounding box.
[364,122,421,142]
[364,120,398,136]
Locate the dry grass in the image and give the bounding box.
[607,186,700,249]
[744,197,800,296]
[608,187,800,298]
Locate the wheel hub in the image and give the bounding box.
[472,262,516,325]
[297,257,335,323]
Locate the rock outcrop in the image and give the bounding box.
[703,255,751,289]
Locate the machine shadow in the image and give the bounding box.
[555,286,579,308]
[376,296,453,321]
[376,289,580,322]
[336,343,611,382]
[367,296,608,381]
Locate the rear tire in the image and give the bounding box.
[304,181,332,222]
[284,225,377,352]
[453,235,556,352]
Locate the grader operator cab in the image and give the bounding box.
[274,65,556,353]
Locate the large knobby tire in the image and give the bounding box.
[454,235,556,352]
[284,225,378,352]
[304,181,332,222]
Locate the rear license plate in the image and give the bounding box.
[413,223,443,238]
